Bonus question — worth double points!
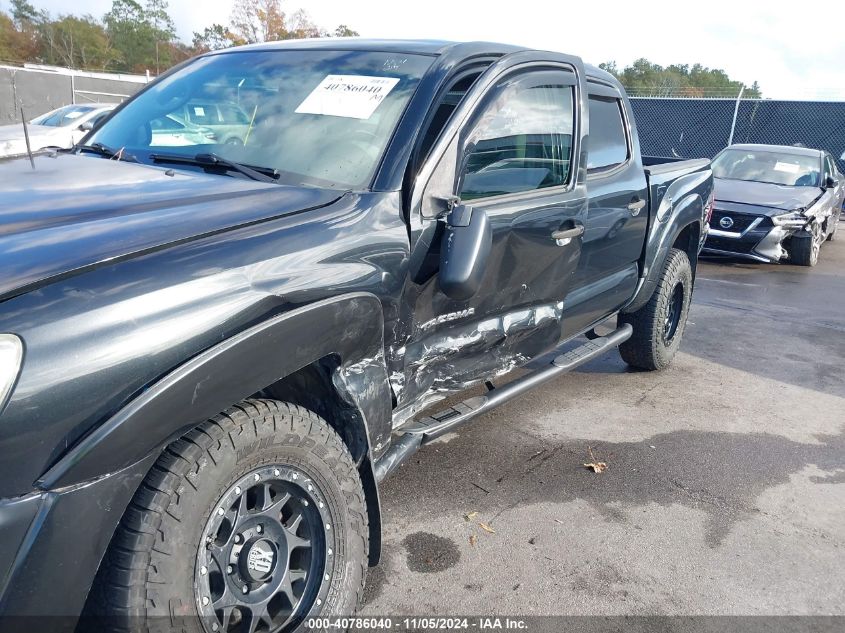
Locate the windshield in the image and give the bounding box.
[31,105,98,127]
[712,148,821,187]
[88,49,433,189]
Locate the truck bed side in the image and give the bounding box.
[625,156,713,313]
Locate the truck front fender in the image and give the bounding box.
[38,292,392,490]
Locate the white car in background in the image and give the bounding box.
[0,103,117,157]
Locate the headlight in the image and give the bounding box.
[0,334,23,408]
[772,210,808,228]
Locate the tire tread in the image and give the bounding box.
[87,398,367,632]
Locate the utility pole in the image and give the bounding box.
[728,85,745,146]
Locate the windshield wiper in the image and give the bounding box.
[149,152,280,183]
[76,142,137,162]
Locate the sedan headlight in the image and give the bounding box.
[0,334,23,408]
[772,210,808,228]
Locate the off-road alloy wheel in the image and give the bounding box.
[89,399,367,633]
[618,247,693,370]
[791,222,823,266]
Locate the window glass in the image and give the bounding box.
[458,71,574,200]
[712,149,821,187]
[587,96,627,170]
[219,104,250,124]
[186,104,220,125]
[151,116,184,131]
[88,50,433,189]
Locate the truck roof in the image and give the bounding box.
[216,39,608,75]
[210,38,620,91]
[225,38,525,57]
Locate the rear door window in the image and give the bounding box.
[587,96,628,171]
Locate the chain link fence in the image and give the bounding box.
[630,95,845,171]
[0,64,149,125]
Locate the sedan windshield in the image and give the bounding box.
[712,148,821,187]
[88,49,433,189]
[31,105,98,127]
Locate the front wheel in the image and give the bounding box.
[89,399,368,633]
[618,248,693,371]
[790,222,823,266]
[826,214,840,241]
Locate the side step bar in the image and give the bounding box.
[373,323,632,482]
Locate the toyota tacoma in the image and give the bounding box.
[0,39,713,632]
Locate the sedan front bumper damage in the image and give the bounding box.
[703,211,808,263]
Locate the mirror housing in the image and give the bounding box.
[78,120,94,132]
[824,175,838,189]
[438,204,492,301]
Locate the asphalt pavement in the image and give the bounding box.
[360,238,845,618]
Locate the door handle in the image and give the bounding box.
[627,199,646,215]
[551,225,585,246]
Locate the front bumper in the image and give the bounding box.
[0,453,156,631]
[703,212,800,263]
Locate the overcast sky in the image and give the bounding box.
[16,0,845,100]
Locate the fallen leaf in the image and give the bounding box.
[584,446,608,473]
[464,511,478,521]
[584,461,608,473]
[478,522,496,534]
[469,534,477,547]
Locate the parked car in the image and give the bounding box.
[150,113,219,146]
[0,103,116,157]
[176,101,252,145]
[703,143,844,266]
[0,40,713,631]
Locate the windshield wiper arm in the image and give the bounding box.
[150,152,280,183]
[76,142,137,162]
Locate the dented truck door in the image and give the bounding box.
[395,54,589,419]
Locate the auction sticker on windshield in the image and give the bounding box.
[295,75,400,119]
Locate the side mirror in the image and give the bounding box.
[438,204,492,301]
[78,121,94,132]
[825,175,838,189]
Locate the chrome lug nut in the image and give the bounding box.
[202,596,209,606]
[226,565,233,574]
[256,525,263,534]
[200,566,207,576]
[242,585,249,594]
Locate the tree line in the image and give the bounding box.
[600,59,761,98]
[1,0,761,96]
[0,0,358,74]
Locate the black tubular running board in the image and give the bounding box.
[373,323,632,482]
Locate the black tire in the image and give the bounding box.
[618,248,693,371]
[790,224,822,266]
[87,399,367,633]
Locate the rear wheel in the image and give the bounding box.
[791,222,822,266]
[618,248,693,371]
[88,399,367,633]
